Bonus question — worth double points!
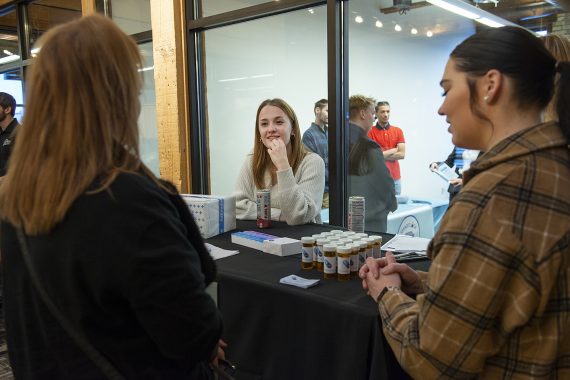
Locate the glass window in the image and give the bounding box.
[28,0,82,54]
[138,42,159,176]
[347,0,475,234]
[347,0,569,235]
[109,0,151,35]
[0,9,20,66]
[0,68,24,121]
[203,5,328,218]
[201,0,292,18]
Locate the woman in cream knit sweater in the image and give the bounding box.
[234,98,325,225]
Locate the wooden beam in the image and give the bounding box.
[150,0,190,192]
[81,0,96,15]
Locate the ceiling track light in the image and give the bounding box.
[426,0,516,27]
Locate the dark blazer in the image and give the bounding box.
[1,172,222,379]
[348,123,397,233]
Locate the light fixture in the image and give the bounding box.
[355,15,363,23]
[411,27,418,34]
[375,20,383,28]
[3,49,13,56]
[427,0,478,19]
[0,55,19,64]
[475,17,503,27]
[308,8,315,14]
[395,24,402,32]
[536,30,548,37]
[427,30,434,37]
[138,65,154,73]
[427,0,516,28]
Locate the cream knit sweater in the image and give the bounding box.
[233,152,325,225]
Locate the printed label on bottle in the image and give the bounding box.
[338,256,350,275]
[302,247,314,263]
[324,256,337,274]
[316,245,324,262]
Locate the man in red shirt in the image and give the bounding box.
[367,101,406,194]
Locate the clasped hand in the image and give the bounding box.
[266,139,290,171]
[359,252,423,301]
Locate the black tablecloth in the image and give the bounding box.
[208,220,430,380]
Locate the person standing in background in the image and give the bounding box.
[429,147,480,201]
[367,101,405,195]
[0,92,20,180]
[302,99,329,208]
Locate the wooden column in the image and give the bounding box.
[81,0,96,15]
[150,0,190,192]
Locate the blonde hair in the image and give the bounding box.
[349,95,376,119]
[0,14,157,234]
[541,34,570,122]
[252,99,308,189]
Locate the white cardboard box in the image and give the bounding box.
[181,194,236,239]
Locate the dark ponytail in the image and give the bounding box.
[556,61,570,143]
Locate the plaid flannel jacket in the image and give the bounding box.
[379,121,570,379]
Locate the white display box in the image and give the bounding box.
[181,194,236,239]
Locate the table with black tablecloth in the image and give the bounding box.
[208,220,430,380]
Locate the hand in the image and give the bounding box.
[429,162,439,172]
[210,339,227,368]
[381,259,424,295]
[362,253,401,301]
[266,139,290,171]
[449,178,463,187]
[359,256,388,291]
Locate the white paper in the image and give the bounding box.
[381,234,431,253]
[279,275,320,289]
[205,243,239,260]
[433,163,459,182]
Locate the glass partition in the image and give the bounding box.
[203,5,329,220]
[28,0,82,55]
[110,0,151,35]
[138,41,159,176]
[201,0,282,18]
[346,0,569,235]
[0,9,19,67]
[0,68,24,121]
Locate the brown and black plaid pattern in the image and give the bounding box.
[378,121,570,379]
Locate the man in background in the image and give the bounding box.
[0,92,20,180]
[302,98,329,208]
[368,101,405,195]
[347,95,396,233]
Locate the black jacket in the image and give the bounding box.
[1,172,222,379]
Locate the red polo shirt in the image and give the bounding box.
[367,123,405,180]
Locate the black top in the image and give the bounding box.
[1,172,222,379]
[348,123,397,232]
[0,118,19,176]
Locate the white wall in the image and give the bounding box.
[348,21,474,198]
[204,4,475,200]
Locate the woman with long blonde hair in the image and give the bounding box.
[0,14,222,379]
[234,98,325,225]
